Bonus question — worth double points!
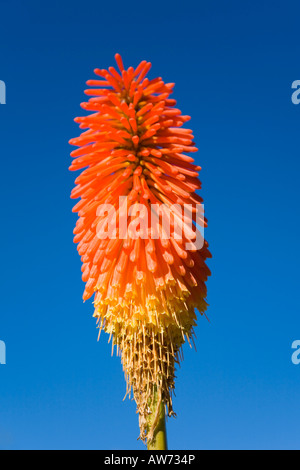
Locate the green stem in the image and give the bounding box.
[147,389,168,451]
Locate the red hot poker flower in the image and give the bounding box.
[70,54,211,444]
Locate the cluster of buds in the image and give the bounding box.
[70,54,211,442]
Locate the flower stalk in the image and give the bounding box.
[147,388,168,450]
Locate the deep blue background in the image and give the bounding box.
[0,0,299,450]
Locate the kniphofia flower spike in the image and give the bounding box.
[70,54,211,446]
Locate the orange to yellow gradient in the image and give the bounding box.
[69,54,211,443]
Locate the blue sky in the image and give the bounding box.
[0,0,299,450]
